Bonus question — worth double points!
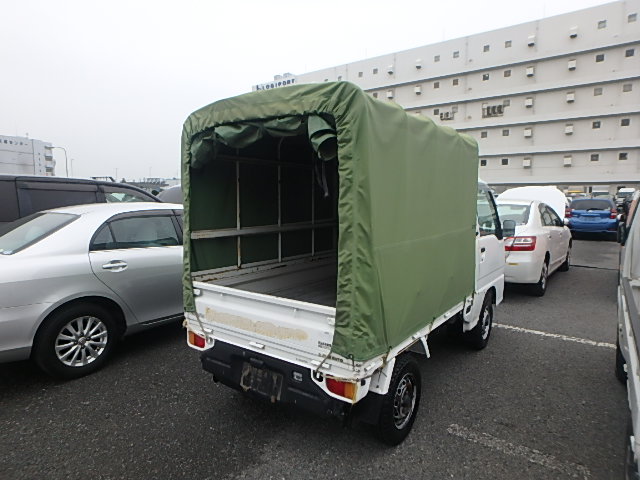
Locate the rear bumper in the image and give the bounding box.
[200,340,348,419]
[505,252,543,284]
[0,303,52,363]
[569,219,617,233]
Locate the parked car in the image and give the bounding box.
[0,202,183,378]
[497,199,572,296]
[616,188,636,209]
[567,197,618,240]
[0,174,160,226]
[157,184,183,204]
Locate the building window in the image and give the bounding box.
[621,118,631,126]
[483,45,490,52]
[503,99,511,107]
[565,124,574,134]
[372,92,378,98]
[626,48,635,57]
[451,106,458,113]
[501,158,509,166]
[452,78,459,86]
[434,55,440,62]
[590,153,599,162]
[434,81,440,89]
[595,54,605,62]
[453,50,460,58]
[358,71,363,77]
[504,69,511,77]
[620,152,628,160]
[480,159,487,167]
[568,59,577,70]
[594,87,603,96]
[502,129,510,136]
[324,78,329,82]
[373,68,378,74]
[482,73,490,81]
[386,90,394,99]
[414,85,422,95]
[337,76,342,81]
[505,40,512,48]
[597,19,607,29]
[526,66,535,76]
[629,13,637,22]
[524,97,534,107]
[481,131,488,138]
[433,108,440,115]
[592,121,601,129]
[623,83,633,92]
[566,91,576,102]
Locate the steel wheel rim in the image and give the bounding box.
[55,316,108,367]
[393,372,417,429]
[481,305,492,340]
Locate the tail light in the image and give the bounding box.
[326,377,357,400]
[188,330,206,348]
[565,208,572,218]
[610,209,617,219]
[505,236,537,251]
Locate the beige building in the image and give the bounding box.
[264,1,640,194]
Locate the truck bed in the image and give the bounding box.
[202,258,337,307]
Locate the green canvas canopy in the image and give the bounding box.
[181,81,478,362]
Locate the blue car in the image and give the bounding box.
[568,198,618,239]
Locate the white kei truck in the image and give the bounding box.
[181,82,507,445]
[616,191,640,477]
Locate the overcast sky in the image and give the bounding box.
[0,0,614,181]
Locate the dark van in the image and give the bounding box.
[0,175,160,226]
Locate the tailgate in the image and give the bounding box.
[188,280,341,372]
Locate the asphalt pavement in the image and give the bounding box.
[0,239,627,480]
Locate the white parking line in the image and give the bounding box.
[447,424,591,479]
[494,323,615,349]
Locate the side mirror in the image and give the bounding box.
[502,219,516,238]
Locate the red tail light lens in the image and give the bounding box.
[565,208,572,218]
[610,209,617,219]
[188,330,206,348]
[326,378,356,400]
[505,236,537,251]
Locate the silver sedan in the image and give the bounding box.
[0,202,184,378]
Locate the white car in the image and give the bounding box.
[497,198,572,296]
[0,202,184,378]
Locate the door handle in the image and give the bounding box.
[102,261,128,271]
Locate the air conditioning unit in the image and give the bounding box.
[564,155,573,167]
[523,158,532,168]
[569,26,578,38]
[524,97,534,107]
[568,59,577,70]
[527,34,536,47]
[566,92,575,103]
[414,85,422,95]
[439,112,453,121]
[526,66,535,77]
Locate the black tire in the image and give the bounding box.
[463,292,493,350]
[558,246,571,272]
[377,355,422,446]
[529,259,549,297]
[617,338,628,385]
[33,302,117,379]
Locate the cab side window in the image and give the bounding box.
[539,204,554,227]
[477,187,501,238]
[547,207,563,227]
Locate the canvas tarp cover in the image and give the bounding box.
[181,81,478,362]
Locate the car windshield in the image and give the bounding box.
[570,199,612,211]
[497,204,531,225]
[0,212,78,255]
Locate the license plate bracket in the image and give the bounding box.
[240,362,283,402]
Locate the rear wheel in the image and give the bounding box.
[559,246,571,272]
[33,303,118,379]
[377,355,421,446]
[529,260,549,297]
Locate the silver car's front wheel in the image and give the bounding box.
[34,303,118,379]
[55,316,109,367]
